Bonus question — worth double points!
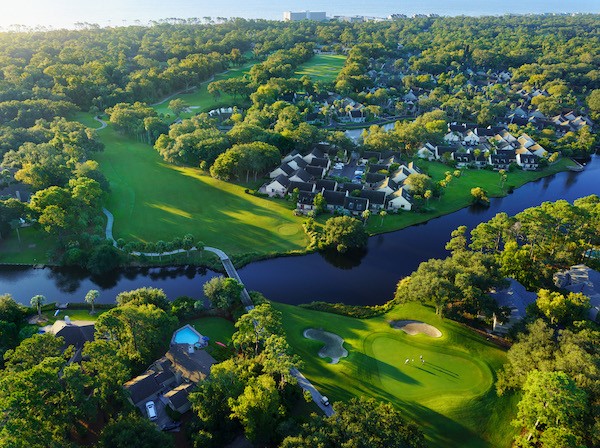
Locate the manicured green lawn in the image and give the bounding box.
[93,124,308,256]
[152,62,253,121]
[189,316,236,346]
[38,308,105,326]
[0,226,55,264]
[368,158,576,234]
[273,302,517,448]
[294,54,347,83]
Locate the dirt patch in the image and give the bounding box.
[303,328,348,364]
[390,320,442,338]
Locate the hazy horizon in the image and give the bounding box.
[1,0,598,30]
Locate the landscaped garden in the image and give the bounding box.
[272,301,518,448]
[294,54,347,83]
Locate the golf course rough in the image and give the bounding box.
[303,328,349,364]
[390,320,442,337]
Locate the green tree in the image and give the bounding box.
[232,303,284,355]
[85,289,99,314]
[281,396,426,448]
[320,216,368,253]
[536,290,590,325]
[99,414,174,448]
[3,333,64,372]
[512,370,587,446]
[30,294,45,319]
[115,287,170,311]
[203,276,244,310]
[168,98,188,117]
[471,187,490,205]
[313,192,326,215]
[229,374,284,445]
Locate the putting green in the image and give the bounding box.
[278,224,299,236]
[367,333,491,402]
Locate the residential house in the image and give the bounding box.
[303,148,325,165]
[315,179,337,191]
[288,181,316,193]
[338,182,364,194]
[551,112,593,134]
[489,150,516,170]
[344,196,369,215]
[365,172,386,187]
[297,191,316,212]
[489,279,537,334]
[282,149,301,163]
[369,163,389,173]
[386,187,413,211]
[309,157,331,171]
[269,163,294,179]
[265,175,290,197]
[406,161,422,174]
[516,153,540,170]
[376,178,400,196]
[360,151,382,164]
[348,109,366,123]
[443,132,461,144]
[164,383,195,414]
[435,146,456,161]
[305,165,326,179]
[289,168,313,183]
[166,344,216,384]
[286,155,308,171]
[360,190,386,211]
[417,143,436,160]
[554,265,600,321]
[47,319,95,363]
[463,129,480,146]
[390,166,412,184]
[323,190,346,212]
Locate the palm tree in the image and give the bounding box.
[85,289,99,314]
[30,295,45,319]
[361,210,371,226]
[379,210,387,226]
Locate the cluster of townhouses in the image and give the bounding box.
[417,124,557,171]
[263,144,418,215]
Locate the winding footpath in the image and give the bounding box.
[102,207,333,415]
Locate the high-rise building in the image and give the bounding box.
[283,11,327,22]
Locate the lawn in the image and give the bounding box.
[189,316,236,346]
[0,226,55,264]
[152,62,254,121]
[93,123,308,256]
[294,54,347,83]
[38,308,105,326]
[273,301,518,448]
[367,158,576,234]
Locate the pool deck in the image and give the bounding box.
[171,324,204,346]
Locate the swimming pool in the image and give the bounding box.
[172,325,201,345]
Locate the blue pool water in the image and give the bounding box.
[173,326,201,345]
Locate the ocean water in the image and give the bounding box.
[1,0,598,30]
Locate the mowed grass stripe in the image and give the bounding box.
[272,301,516,448]
[94,124,307,255]
[294,54,347,83]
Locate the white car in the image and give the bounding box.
[320,396,330,406]
[146,401,157,421]
[334,163,344,169]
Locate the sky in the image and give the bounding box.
[0,0,598,30]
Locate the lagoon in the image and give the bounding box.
[1,155,597,307]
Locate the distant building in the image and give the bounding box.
[283,11,327,22]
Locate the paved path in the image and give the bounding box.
[291,368,335,416]
[103,207,332,415]
[93,116,108,130]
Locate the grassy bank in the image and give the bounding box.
[366,158,576,234]
[273,301,517,448]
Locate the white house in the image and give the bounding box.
[463,130,479,146]
[390,166,412,184]
[286,155,308,171]
[265,175,290,197]
[443,132,461,144]
[269,163,294,179]
[490,279,537,334]
[554,264,600,321]
[516,153,540,170]
[376,178,400,197]
[387,187,413,211]
[417,142,436,160]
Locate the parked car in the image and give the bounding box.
[146,401,157,421]
[320,396,330,406]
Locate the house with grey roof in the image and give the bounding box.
[265,175,290,197]
[554,265,600,321]
[489,279,537,334]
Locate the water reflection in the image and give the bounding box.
[1,155,598,306]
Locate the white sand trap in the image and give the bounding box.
[391,320,442,338]
[303,328,348,364]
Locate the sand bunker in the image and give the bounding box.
[303,328,348,364]
[391,320,442,338]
